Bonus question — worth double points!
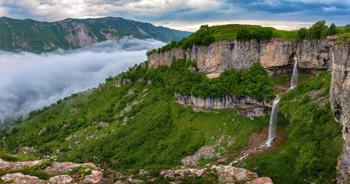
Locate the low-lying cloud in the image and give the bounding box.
[0,37,164,122]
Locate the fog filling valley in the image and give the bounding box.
[0,37,164,121]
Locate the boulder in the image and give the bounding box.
[1,173,48,184]
[214,166,258,184]
[84,170,103,184]
[44,162,82,175]
[246,177,273,184]
[48,175,73,184]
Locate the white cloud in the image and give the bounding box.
[3,0,221,21]
[0,0,7,16]
[0,37,164,121]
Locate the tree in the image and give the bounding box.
[308,20,328,39]
[237,29,251,40]
[327,23,337,36]
[344,24,350,33]
[297,28,308,40]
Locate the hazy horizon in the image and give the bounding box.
[0,0,349,32]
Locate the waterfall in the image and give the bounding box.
[290,56,298,89]
[265,55,298,147]
[266,96,281,147]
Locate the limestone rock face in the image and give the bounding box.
[148,40,261,73]
[61,21,99,48]
[330,44,350,184]
[297,39,331,69]
[175,94,266,118]
[148,38,335,75]
[259,39,295,69]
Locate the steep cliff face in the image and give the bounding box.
[148,38,333,75]
[297,39,332,70]
[330,44,350,184]
[61,21,100,48]
[175,94,267,118]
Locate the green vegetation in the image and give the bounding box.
[0,60,342,183]
[242,72,342,184]
[0,150,37,161]
[147,24,298,56]
[0,60,270,173]
[122,60,274,101]
[335,24,350,44]
[297,20,338,40]
[148,20,349,57]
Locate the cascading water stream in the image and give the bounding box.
[265,96,281,147]
[290,56,298,89]
[265,55,298,147]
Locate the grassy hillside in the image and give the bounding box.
[0,60,342,183]
[0,17,190,53]
[242,72,342,184]
[0,60,271,173]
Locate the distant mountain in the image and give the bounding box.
[0,17,191,53]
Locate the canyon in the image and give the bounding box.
[148,36,350,184]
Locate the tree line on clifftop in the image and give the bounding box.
[147,20,350,56]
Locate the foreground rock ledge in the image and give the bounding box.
[0,160,103,184]
[161,165,273,184]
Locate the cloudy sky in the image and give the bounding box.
[0,0,349,31]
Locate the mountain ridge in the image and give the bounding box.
[0,16,190,53]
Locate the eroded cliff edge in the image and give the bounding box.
[148,38,333,75]
[330,44,350,184]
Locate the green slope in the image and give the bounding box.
[0,60,342,183]
[242,72,342,184]
[0,60,270,173]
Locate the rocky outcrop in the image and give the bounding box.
[0,160,102,184]
[0,159,43,170]
[175,94,266,118]
[84,170,103,184]
[61,21,100,48]
[330,44,350,184]
[215,165,258,184]
[296,39,332,70]
[1,173,48,184]
[160,166,273,184]
[48,175,73,184]
[181,146,216,166]
[148,38,335,75]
